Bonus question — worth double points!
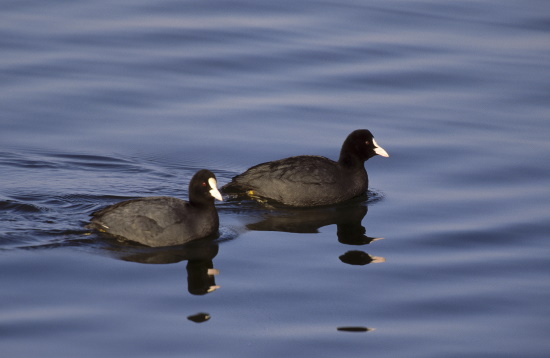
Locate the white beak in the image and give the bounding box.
[372,138,389,157]
[208,178,223,201]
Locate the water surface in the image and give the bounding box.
[1,1,549,357]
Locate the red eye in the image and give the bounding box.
[202,182,207,187]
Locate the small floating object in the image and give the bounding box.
[339,250,386,265]
[337,326,375,333]
[187,312,211,323]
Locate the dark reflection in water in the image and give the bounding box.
[232,195,380,236]
[187,312,211,323]
[100,237,221,295]
[106,236,219,264]
[224,194,386,266]
[186,260,220,295]
[337,326,375,333]
[19,233,222,296]
[339,250,385,266]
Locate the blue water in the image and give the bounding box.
[1,0,549,357]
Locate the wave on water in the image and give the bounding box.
[1,149,384,254]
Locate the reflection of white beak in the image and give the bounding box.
[370,255,386,263]
[372,138,389,157]
[207,285,221,293]
[208,178,223,201]
[207,268,220,276]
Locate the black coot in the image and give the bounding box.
[221,129,388,207]
[89,169,223,247]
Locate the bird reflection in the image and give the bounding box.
[339,250,385,265]
[187,312,211,323]
[234,197,385,266]
[244,199,377,241]
[337,326,375,333]
[186,259,220,295]
[94,236,221,295]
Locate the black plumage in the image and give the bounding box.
[89,169,222,247]
[222,129,388,207]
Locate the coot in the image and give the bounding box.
[221,129,388,207]
[89,169,223,247]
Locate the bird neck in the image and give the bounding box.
[189,194,214,208]
[338,144,365,169]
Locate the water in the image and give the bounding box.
[1,0,549,357]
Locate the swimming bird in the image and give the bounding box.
[89,169,223,247]
[221,129,388,207]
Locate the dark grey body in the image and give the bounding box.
[222,155,368,207]
[90,196,219,247]
[221,129,388,207]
